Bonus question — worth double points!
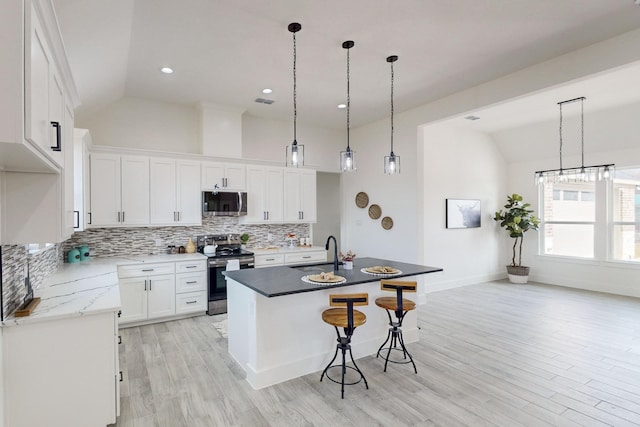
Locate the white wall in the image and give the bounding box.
[78,97,200,154]
[242,115,344,172]
[421,125,507,292]
[312,172,341,247]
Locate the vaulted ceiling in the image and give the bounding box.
[53,0,640,130]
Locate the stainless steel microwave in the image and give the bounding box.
[202,191,247,216]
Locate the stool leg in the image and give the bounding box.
[320,327,342,382]
[376,328,392,359]
[347,345,368,390]
[341,344,347,399]
[397,329,418,374]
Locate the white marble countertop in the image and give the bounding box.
[1,253,206,327]
[251,245,326,255]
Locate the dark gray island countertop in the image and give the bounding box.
[223,257,443,297]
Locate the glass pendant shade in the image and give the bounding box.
[384,152,400,174]
[340,147,356,172]
[286,140,304,167]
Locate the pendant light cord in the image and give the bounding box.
[581,97,585,169]
[293,30,297,143]
[390,59,394,154]
[559,102,563,172]
[346,46,351,150]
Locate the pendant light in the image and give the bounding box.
[340,40,356,172]
[285,22,304,167]
[534,97,614,185]
[384,55,400,174]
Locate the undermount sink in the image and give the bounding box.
[291,261,342,273]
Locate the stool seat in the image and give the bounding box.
[322,308,367,328]
[375,296,416,312]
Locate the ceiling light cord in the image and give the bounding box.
[293,29,297,144]
[581,97,585,170]
[390,59,394,155]
[559,102,563,173]
[346,45,351,151]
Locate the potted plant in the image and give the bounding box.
[493,193,540,283]
[339,250,356,270]
[240,233,250,249]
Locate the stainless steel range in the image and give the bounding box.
[197,234,255,315]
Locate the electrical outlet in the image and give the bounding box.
[154,238,162,246]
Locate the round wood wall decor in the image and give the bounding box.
[355,192,369,208]
[368,204,382,219]
[381,216,394,230]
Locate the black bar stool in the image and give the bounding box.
[375,280,417,373]
[320,293,369,398]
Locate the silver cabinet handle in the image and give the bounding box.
[186,301,197,304]
[186,280,197,284]
[149,279,152,290]
[117,211,121,222]
[303,256,311,259]
[141,268,154,272]
[177,211,180,221]
[185,265,197,269]
[144,279,147,291]
[122,211,125,222]
[266,258,275,261]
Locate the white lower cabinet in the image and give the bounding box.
[2,311,120,427]
[118,263,176,324]
[175,260,207,314]
[255,249,327,268]
[118,259,207,325]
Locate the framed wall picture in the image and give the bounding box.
[446,199,481,229]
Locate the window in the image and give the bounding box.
[611,168,640,262]
[540,181,596,258]
[539,166,640,263]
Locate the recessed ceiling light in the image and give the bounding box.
[338,104,347,109]
[262,88,273,94]
[465,115,480,121]
[160,67,174,74]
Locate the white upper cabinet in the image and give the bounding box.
[61,101,75,239]
[89,154,149,227]
[244,165,284,223]
[24,2,64,167]
[283,169,317,223]
[150,158,201,225]
[202,161,246,191]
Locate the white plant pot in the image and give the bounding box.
[343,261,353,270]
[506,265,530,284]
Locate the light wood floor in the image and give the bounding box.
[112,280,640,427]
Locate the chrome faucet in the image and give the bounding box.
[325,235,338,271]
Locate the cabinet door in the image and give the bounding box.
[265,166,284,222]
[147,274,176,319]
[245,165,267,222]
[299,169,317,222]
[121,156,150,225]
[149,158,177,224]
[224,164,246,190]
[24,4,51,154]
[176,160,201,224]
[201,162,224,190]
[90,153,121,227]
[283,169,301,222]
[118,277,148,323]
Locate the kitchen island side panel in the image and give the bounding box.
[226,278,417,390]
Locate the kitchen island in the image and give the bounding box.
[224,257,442,389]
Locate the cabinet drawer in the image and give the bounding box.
[284,251,327,265]
[117,262,175,278]
[175,260,206,273]
[175,291,207,314]
[255,254,285,268]
[176,272,207,293]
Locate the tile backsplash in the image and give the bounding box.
[62,216,310,259]
[1,244,61,319]
[1,217,310,318]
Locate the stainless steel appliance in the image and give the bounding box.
[202,191,247,216]
[197,234,254,315]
